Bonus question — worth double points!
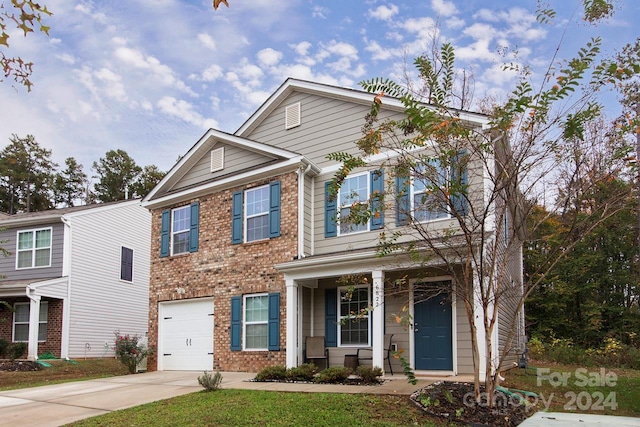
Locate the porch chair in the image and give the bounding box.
[304,336,329,370]
[356,333,394,375]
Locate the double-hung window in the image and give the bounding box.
[338,286,370,346]
[172,206,190,255]
[412,161,449,222]
[13,302,48,342]
[230,293,280,351]
[243,294,269,350]
[16,228,52,269]
[338,173,369,235]
[160,202,199,257]
[245,185,270,242]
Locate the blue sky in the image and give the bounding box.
[1,0,638,175]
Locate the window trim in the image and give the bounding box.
[120,246,134,282]
[13,302,48,342]
[242,293,269,351]
[337,285,371,347]
[15,227,53,269]
[170,205,190,256]
[337,171,371,236]
[243,184,270,243]
[411,160,451,223]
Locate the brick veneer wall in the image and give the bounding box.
[147,172,298,372]
[0,297,63,358]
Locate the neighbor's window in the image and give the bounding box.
[338,287,370,346]
[13,302,48,342]
[412,161,449,222]
[243,294,269,350]
[245,185,270,242]
[171,206,190,255]
[338,173,369,235]
[120,247,133,282]
[16,228,52,269]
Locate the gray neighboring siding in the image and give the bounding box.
[171,142,278,192]
[0,222,64,281]
[66,204,150,359]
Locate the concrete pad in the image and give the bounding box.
[520,412,640,426]
[0,401,108,427]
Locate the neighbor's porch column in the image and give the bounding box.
[285,278,298,368]
[26,292,41,361]
[371,269,385,371]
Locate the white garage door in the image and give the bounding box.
[159,298,214,371]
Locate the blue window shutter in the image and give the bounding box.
[451,151,469,216]
[232,191,243,244]
[370,169,384,230]
[324,182,337,238]
[395,175,410,226]
[189,202,199,252]
[268,292,280,351]
[269,181,281,238]
[230,296,242,351]
[325,288,337,347]
[160,209,170,257]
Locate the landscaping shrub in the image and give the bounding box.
[198,370,223,391]
[113,332,150,374]
[355,365,383,384]
[314,366,352,384]
[286,363,317,382]
[255,365,287,381]
[530,336,640,370]
[0,338,8,358]
[8,342,27,360]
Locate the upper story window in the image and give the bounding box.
[16,228,52,269]
[338,286,370,347]
[120,247,134,282]
[160,202,199,258]
[412,161,450,222]
[13,302,48,342]
[245,185,270,242]
[339,173,369,235]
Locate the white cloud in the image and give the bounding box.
[257,48,283,67]
[368,4,399,21]
[200,64,224,82]
[157,97,217,128]
[446,17,465,29]
[322,41,358,60]
[431,0,458,17]
[365,40,394,61]
[291,41,312,56]
[198,33,217,50]
[312,6,329,19]
[56,53,76,65]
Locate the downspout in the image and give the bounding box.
[60,216,72,360]
[297,163,313,259]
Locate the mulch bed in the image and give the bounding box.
[0,360,42,372]
[410,381,537,427]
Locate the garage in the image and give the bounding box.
[158,298,214,371]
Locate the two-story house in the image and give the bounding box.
[142,78,525,376]
[0,200,150,361]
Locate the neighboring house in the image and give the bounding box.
[0,200,150,360]
[142,78,524,376]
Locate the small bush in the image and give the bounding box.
[0,338,9,358]
[286,363,317,382]
[113,332,150,374]
[527,336,544,359]
[314,366,352,384]
[355,365,383,384]
[255,365,287,381]
[8,342,27,360]
[198,370,223,391]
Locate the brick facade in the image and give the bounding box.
[0,297,63,358]
[147,172,298,372]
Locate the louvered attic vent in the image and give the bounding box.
[285,102,301,129]
[210,147,224,172]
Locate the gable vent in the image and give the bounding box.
[285,102,301,129]
[210,147,224,172]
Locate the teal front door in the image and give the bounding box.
[414,292,453,370]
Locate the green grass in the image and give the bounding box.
[66,389,444,427]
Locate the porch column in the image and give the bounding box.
[285,278,298,368]
[27,293,41,361]
[371,270,385,371]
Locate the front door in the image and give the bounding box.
[414,292,453,370]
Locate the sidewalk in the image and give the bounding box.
[0,371,447,427]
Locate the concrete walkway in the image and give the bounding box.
[0,371,448,427]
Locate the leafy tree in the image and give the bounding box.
[92,149,142,202]
[0,1,52,91]
[212,0,229,10]
[53,157,90,208]
[130,165,165,199]
[0,134,57,213]
[329,3,638,405]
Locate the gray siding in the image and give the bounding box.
[172,142,278,192]
[0,222,64,281]
[66,203,150,359]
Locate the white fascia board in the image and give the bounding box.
[143,156,311,210]
[61,199,142,220]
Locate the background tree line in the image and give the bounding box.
[0,134,166,214]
